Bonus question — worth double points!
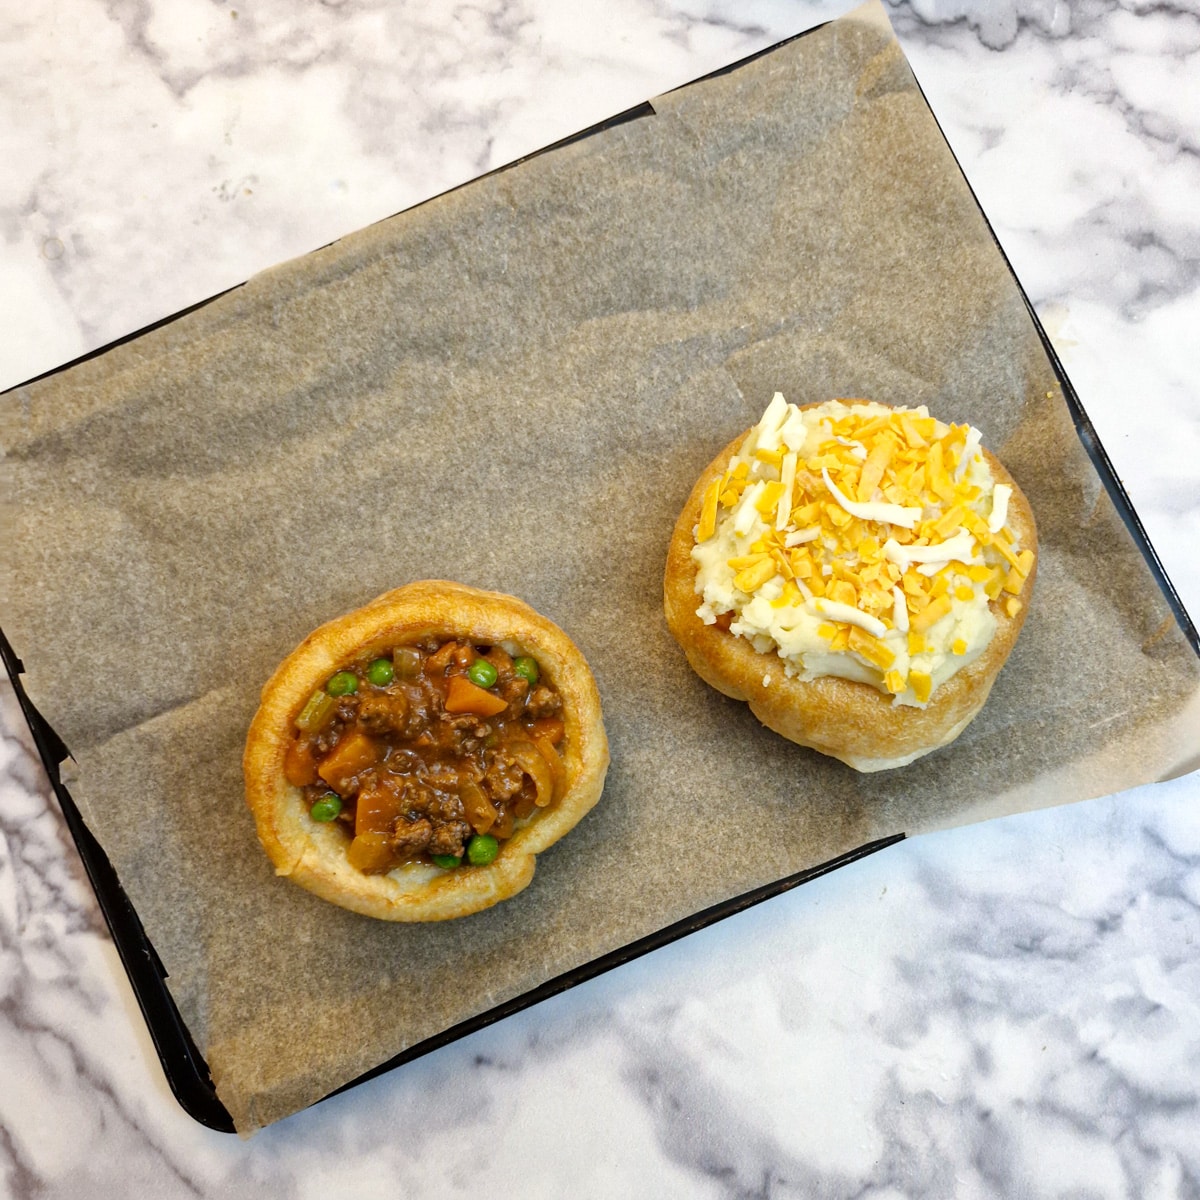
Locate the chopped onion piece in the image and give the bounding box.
[506,741,555,808]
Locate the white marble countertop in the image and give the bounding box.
[2,0,1198,1194]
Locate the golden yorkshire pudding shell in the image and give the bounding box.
[245,580,609,920]
[663,410,1036,772]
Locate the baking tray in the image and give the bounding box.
[4,13,1197,1132]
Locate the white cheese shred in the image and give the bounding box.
[784,527,820,547]
[809,597,887,638]
[775,452,798,530]
[955,426,982,481]
[754,392,790,453]
[821,467,922,529]
[779,406,808,451]
[883,531,977,573]
[988,483,1012,533]
[732,480,766,536]
[892,585,909,633]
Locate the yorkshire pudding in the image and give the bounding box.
[664,396,1036,771]
[245,580,609,920]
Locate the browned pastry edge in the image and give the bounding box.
[244,580,609,920]
[663,410,1037,772]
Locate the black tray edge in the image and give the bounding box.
[322,830,907,1105]
[903,69,1199,657]
[0,626,237,1132]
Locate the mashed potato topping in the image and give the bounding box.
[691,395,1034,707]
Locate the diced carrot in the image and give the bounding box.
[426,640,460,674]
[355,783,405,837]
[444,674,508,716]
[346,832,394,874]
[317,731,380,794]
[283,738,319,787]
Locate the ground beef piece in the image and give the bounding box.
[483,754,524,802]
[359,682,438,741]
[397,777,437,818]
[425,789,466,824]
[398,681,442,740]
[311,726,339,756]
[389,817,433,857]
[499,676,530,707]
[427,819,472,858]
[356,692,410,737]
[440,713,490,755]
[424,762,463,793]
[525,685,562,719]
[398,788,470,856]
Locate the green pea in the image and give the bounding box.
[513,656,539,686]
[430,854,461,870]
[466,834,499,866]
[310,793,342,822]
[326,670,358,696]
[366,657,395,687]
[467,658,499,688]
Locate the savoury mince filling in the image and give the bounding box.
[285,639,565,873]
[692,395,1034,707]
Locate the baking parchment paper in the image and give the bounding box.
[4,2,1198,1132]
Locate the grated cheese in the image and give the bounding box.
[784,526,821,547]
[988,483,1012,533]
[775,452,798,531]
[692,397,1032,708]
[891,585,909,633]
[883,531,978,574]
[822,467,922,529]
[811,597,888,639]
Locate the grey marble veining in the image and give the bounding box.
[2,0,1199,1195]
